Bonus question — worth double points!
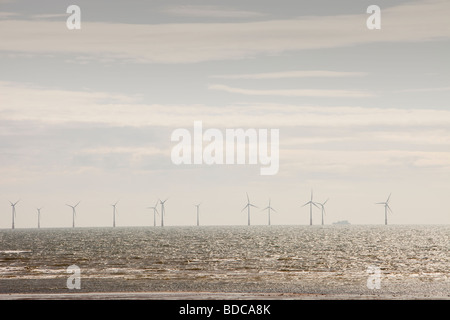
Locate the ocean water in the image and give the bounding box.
[0,225,449,297]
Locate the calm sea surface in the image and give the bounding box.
[0,225,449,297]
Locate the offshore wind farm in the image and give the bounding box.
[1,0,450,301]
[0,191,399,229]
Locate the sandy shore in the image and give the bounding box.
[1,291,448,300]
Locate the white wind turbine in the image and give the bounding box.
[194,203,201,226]
[302,190,319,225]
[159,198,168,227]
[36,207,43,229]
[111,200,119,227]
[315,199,329,226]
[9,200,20,229]
[147,200,159,227]
[242,193,258,226]
[66,201,80,228]
[261,199,277,225]
[376,193,393,225]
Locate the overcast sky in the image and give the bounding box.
[1,0,449,228]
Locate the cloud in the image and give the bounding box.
[208,84,374,98]
[210,70,368,79]
[396,86,450,93]
[80,146,165,156]
[162,5,266,19]
[0,11,17,19]
[281,149,450,171]
[2,82,450,129]
[0,0,449,63]
[281,129,450,148]
[31,13,70,20]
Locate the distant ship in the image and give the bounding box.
[332,220,351,225]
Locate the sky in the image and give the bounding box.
[0,0,449,228]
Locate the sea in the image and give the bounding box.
[0,225,449,298]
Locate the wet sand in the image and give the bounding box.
[1,291,449,300]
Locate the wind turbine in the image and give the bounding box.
[194,203,201,226]
[241,193,258,226]
[111,200,119,227]
[159,198,168,227]
[302,190,319,225]
[376,193,392,225]
[147,200,159,227]
[9,200,20,229]
[66,201,80,228]
[315,199,329,226]
[36,207,43,229]
[261,199,277,225]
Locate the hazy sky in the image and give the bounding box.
[1,0,450,228]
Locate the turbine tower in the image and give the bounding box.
[194,203,201,226]
[9,200,20,229]
[241,193,258,226]
[147,200,159,227]
[36,207,43,229]
[302,190,319,225]
[315,199,329,225]
[66,201,80,228]
[376,193,392,225]
[111,201,119,227]
[261,199,277,225]
[159,198,168,227]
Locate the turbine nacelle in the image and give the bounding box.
[9,199,20,207]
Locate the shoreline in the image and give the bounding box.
[1,291,448,300]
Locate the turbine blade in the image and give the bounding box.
[386,193,391,203]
